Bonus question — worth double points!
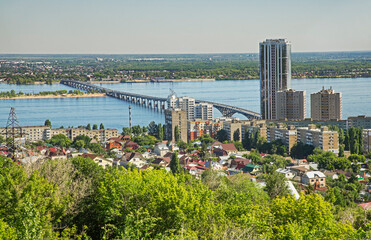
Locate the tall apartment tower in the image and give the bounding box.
[177,96,196,121]
[276,89,306,120]
[195,103,213,120]
[164,108,188,142]
[311,86,342,120]
[260,39,291,119]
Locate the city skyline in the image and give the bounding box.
[1,0,371,54]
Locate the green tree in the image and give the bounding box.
[174,125,180,142]
[264,172,290,199]
[92,124,98,130]
[86,123,91,130]
[147,121,158,136]
[242,128,251,150]
[99,123,105,129]
[132,125,143,136]
[122,127,132,136]
[170,151,181,174]
[233,129,240,142]
[157,124,163,141]
[44,119,51,128]
[216,129,228,142]
[49,134,72,147]
[74,140,85,150]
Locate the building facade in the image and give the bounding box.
[276,89,306,120]
[266,124,297,152]
[311,87,342,121]
[297,125,339,153]
[165,108,187,142]
[195,103,213,120]
[0,126,118,143]
[260,39,291,120]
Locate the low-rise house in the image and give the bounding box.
[124,152,146,168]
[154,143,169,156]
[302,171,326,188]
[242,164,261,175]
[82,153,113,168]
[106,137,124,150]
[124,141,139,150]
[221,143,238,154]
[323,171,339,180]
[276,168,295,179]
[152,157,171,167]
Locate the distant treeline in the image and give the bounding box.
[0,89,85,98]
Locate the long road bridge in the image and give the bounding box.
[60,80,261,119]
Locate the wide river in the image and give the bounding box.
[0,78,370,130]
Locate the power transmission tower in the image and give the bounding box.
[2,107,23,160]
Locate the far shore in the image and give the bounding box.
[0,93,107,100]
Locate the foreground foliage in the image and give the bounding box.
[0,156,370,239]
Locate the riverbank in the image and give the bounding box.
[0,93,106,100]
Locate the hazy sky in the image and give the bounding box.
[1,0,370,54]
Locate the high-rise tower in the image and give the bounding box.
[260,39,291,119]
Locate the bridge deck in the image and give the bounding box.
[60,80,261,119]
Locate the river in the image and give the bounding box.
[0,78,370,130]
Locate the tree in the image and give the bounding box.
[147,121,158,136]
[264,172,290,199]
[74,140,85,150]
[242,128,251,150]
[157,124,163,141]
[170,151,181,174]
[122,127,132,136]
[44,119,51,128]
[49,134,72,147]
[216,129,228,142]
[132,125,143,136]
[174,125,180,142]
[100,123,105,129]
[233,129,240,142]
[339,145,345,157]
[92,124,98,130]
[86,123,91,130]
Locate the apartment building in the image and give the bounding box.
[266,124,297,152]
[0,125,50,142]
[297,124,339,153]
[276,89,306,120]
[223,121,244,141]
[311,87,342,121]
[1,125,118,143]
[165,108,187,142]
[260,39,291,119]
[195,103,213,120]
[348,115,371,129]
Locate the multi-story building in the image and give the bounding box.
[276,89,306,120]
[297,124,339,153]
[311,87,342,121]
[363,129,371,153]
[177,96,195,121]
[195,103,213,120]
[266,124,297,152]
[348,115,371,129]
[165,108,187,142]
[260,39,291,120]
[188,119,214,141]
[0,125,50,142]
[222,121,244,141]
[0,125,118,143]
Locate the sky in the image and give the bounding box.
[0,0,370,54]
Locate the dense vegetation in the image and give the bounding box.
[0,89,86,98]
[1,155,371,239]
[1,52,370,84]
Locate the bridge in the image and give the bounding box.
[60,80,261,119]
